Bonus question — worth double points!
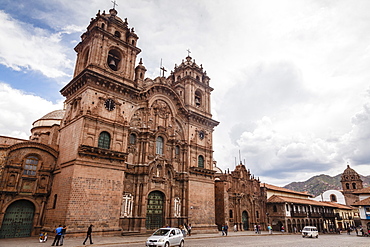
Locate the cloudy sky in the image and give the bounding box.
[1,0,370,186]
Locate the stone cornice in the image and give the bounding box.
[60,69,140,98]
[189,166,216,178]
[188,110,219,127]
[78,145,127,161]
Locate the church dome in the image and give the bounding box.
[32,110,65,128]
[40,110,65,120]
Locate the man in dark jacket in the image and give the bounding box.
[83,225,93,245]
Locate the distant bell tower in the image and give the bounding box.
[340,165,363,205]
[172,54,212,118]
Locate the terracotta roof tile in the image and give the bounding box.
[353,187,370,194]
[267,195,353,209]
[261,183,314,197]
[352,197,370,206]
[321,201,353,210]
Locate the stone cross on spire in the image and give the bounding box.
[187,49,191,57]
[160,59,167,77]
[111,0,118,9]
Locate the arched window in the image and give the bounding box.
[352,183,357,189]
[114,31,121,38]
[273,205,277,212]
[256,210,259,218]
[229,210,233,218]
[198,155,204,168]
[24,156,38,176]
[107,49,122,71]
[98,131,111,149]
[195,90,202,107]
[345,183,350,190]
[330,194,337,202]
[156,136,164,155]
[129,133,137,144]
[175,145,180,156]
[101,23,105,29]
[83,48,89,68]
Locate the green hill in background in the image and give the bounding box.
[284,174,370,197]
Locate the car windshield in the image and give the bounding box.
[304,227,315,231]
[153,229,170,236]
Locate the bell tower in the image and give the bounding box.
[172,55,213,118]
[45,8,144,235]
[341,165,363,205]
[73,8,141,88]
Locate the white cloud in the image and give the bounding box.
[0,82,63,139]
[1,0,370,186]
[0,11,73,78]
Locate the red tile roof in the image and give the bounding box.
[352,197,370,206]
[352,187,370,194]
[268,195,354,209]
[261,183,313,197]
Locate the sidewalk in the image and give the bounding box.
[0,230,283,247]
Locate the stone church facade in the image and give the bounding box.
[0,8,219,238]
[214,163,267,231]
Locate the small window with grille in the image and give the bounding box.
[23,156,38,176]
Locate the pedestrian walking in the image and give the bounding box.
[233,224,237,232]
[268,225,272,234]
[59,225,67,246]
[51,225,63,246]
[224,223,228,236]
[187,224,192,236]
[281,225,284,232]
[83,225,94,245]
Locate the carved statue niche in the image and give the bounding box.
[151,100,171,128]
[129,108,146,129]
[7,172,17,187]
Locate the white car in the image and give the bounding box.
[302,226,318,238]
[146,227,185,247]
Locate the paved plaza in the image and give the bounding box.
[0,231,369,247]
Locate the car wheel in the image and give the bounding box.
[316,235,318,238]
[179,240,184,247]
[302,235,304,238]
[164,242,170,247]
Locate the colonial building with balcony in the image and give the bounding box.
[353,187,370,230]
[263,183,353,233]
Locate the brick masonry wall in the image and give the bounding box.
[188,176,216,229]
[44,163,124,233]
